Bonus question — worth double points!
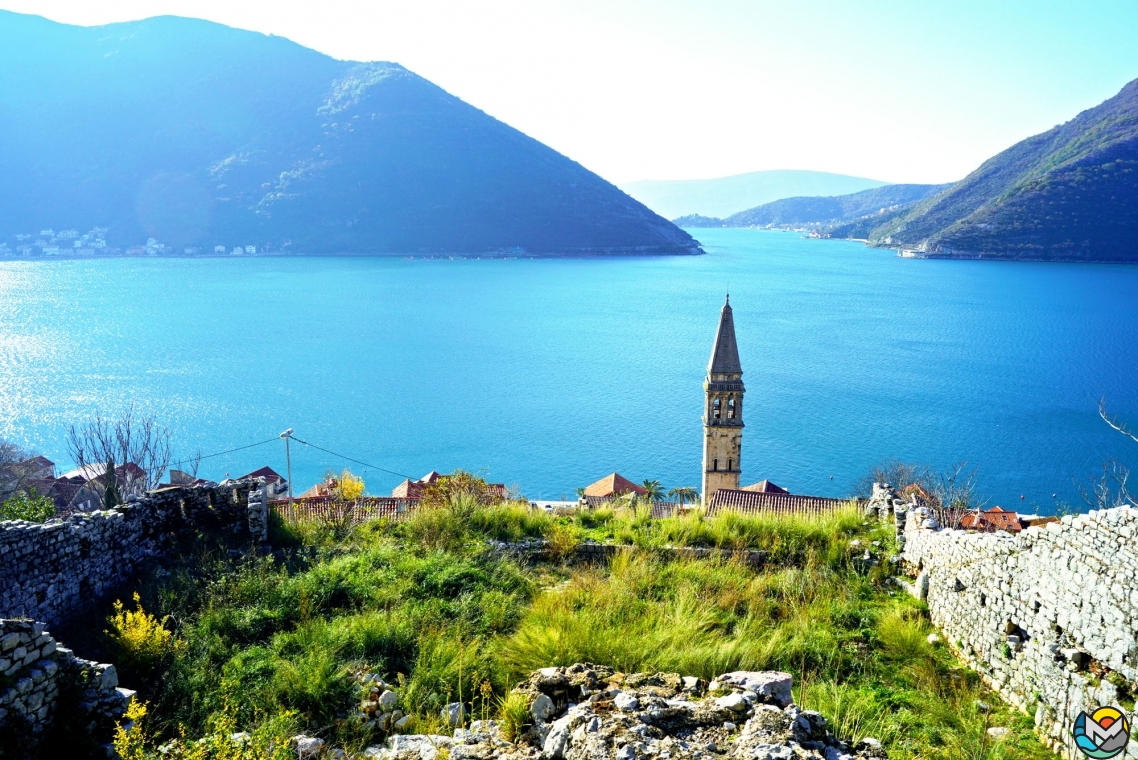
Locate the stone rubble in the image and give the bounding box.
[360,664,886,760]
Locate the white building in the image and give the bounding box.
[214,245,226,253]
[245,245,256,254]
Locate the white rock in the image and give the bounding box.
[543,715,572,758]
[716,672,793,708]
[295,735,325,760]
[442,702,465,727]
[715,692,748,712]
[379,690,398,709]
[616,745,637,760]
[987,727,1010,739]
[531,693,555,721]
[613,692,640,712]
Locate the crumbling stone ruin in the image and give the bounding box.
[0,480,269,750]
[0,479,269,627]
[870,482,1138,760]
[353,664,887,760]
[0,619,131,751]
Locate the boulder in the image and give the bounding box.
[715,672,794,708]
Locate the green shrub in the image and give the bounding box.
[106,592,182,680]
[0,487,56,522]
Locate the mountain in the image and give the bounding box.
[0,12,698,256]
[618,170,888,219]
[673,184,947,230]
[865,77,1138,261]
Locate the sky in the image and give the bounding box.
[4,1,1138,185]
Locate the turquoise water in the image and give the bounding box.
[1,228,1136,511]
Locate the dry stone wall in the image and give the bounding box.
[0,479,269,627]
[0,619,131,749]
[898,499,1138,759]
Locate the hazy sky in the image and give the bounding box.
[6,1,1138,184]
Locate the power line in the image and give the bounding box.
[288,435,414,481]
[170,437,279,467]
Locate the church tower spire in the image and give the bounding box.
[702,295,744,504]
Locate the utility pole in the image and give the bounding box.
[280,428,294,509]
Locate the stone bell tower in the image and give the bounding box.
[702,295,744,504]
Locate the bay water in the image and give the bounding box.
[1,228,1136,512]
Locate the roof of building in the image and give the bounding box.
[706,488,851,517]
[741,480,788,494]
[237,466,286,485]
[392,479,426,499]
[299,479,335,499]
[708,295,742,375]
[59,462,146,483]
[961,506,1024,533]
[22,456,55,470]
[583,473,647,498]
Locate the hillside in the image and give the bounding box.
[619,170,888,219]
[866,77,1138,261]
[0,12,698,256]
[674,184,946,230]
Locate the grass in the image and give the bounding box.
[54,488,1055,760]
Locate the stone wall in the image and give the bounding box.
[0,619,132,750]
[488,538,767,567]
[0,479,269,627]
[899,501,1138,759]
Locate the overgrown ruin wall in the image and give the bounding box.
[899,503,1138,759]
[0,480,269,628]
[0,619,130,750]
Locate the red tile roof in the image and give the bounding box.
[392,479,426,499]
[583,473,647,498]
[237,466,286,485]
[741,480,788,494]
[961,506,1024,533]
[706,489,852,518]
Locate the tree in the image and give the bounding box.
[0,437,38,502]
[641,479,663,501]
[332,469,365,501]
[1083,399,1138,509]
[66,404,173,494]
[668,486,699,506]
[104,457,120,508]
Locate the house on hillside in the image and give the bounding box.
[582,473,646,499]
[21,461,151,513]
[960,506,1026,533]
[740,480,788,494]
[707,487,851,518]
[391,471,508,501]
[235,466,288,499]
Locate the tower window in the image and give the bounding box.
[712,398,721,419]
[727,398,736,419]
[713,459,718,471]
[728,459,732,471]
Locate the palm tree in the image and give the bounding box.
[641,479,663,501]
[668,486,699,506]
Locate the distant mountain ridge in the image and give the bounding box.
[675,183,948,231]
[862,77,1138,261]
[619,170,888,219]
[0,12,698,256]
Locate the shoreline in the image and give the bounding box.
[0,248,706,263]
